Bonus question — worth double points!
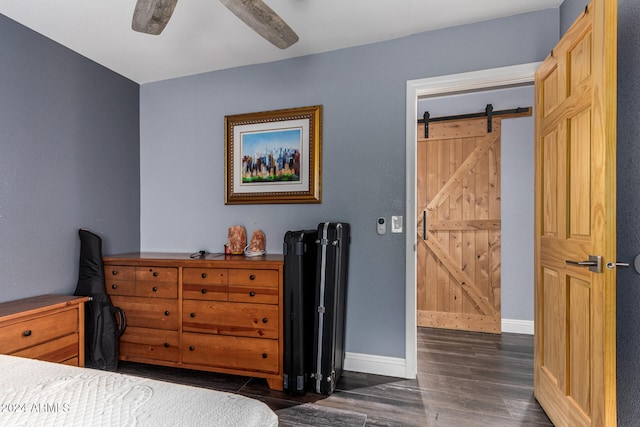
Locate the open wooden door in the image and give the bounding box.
[534,0,617,425]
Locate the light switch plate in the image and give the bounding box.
[391,216,403,233]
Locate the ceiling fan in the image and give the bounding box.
[132,0,299,49]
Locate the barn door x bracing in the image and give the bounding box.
[534,0,617,425]
[417,117,502,334]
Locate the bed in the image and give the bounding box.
[0,355,278,426]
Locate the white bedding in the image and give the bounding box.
[0,355,278,427]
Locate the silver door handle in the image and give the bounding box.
[565,255,602,273]
[566,260,598,266]
[606,262,630,269]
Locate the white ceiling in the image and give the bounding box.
[0,0,562,84]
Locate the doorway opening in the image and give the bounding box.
[404,63,540,378]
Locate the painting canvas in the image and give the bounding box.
[240,128,302,184]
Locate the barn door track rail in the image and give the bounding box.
[418,104,531,138]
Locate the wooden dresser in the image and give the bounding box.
[102,252,284,390]
[0,295,90,366]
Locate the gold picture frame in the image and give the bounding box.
[224,105,322,205]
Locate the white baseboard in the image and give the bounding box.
[343,352,408,378]
[502,318,534,335]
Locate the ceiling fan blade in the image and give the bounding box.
[219,0,299,49]
[132,0,178,35]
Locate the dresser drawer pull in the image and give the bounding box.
[201,273,207,279]
[201,289,207,294]
[262,353,267,359]
[164,310,170,316]
[112,270,118,276]
[153,272,159,277]
[262,317,268,324]
[189,346,195,351]
[249,291,255,297]
[152,287,158,292]
[249,275,256,280]
[112,284,117,289]
[164,342,170,348]
[23,330,32,337]
[190,312,196,318]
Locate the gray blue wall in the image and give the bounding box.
[0,15,141,302]
[140,10,558,359]
[560,0,640,425]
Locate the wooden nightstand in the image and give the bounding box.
[0,295,90,366]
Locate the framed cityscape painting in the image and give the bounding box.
[224,105,322,204]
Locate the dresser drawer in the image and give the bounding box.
[182,333,279,373]
[105,265,137,296]
[183,268,228,301]
[183,283,228,301]
[119,326,179,362]
[11,333,78,363]
[136,267,178,283]
[111,296,178,330]
[106,265,136,280]
[135,282,178,299]
[105,267,177,298]
[228,284,278,304]
[106,278,136,296]
[228,269,279,287]
[183,268,228,285]
[183,301,278,339]
[0,309,78,354]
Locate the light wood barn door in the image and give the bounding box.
[534,0,617,425]
[417,117,501,334]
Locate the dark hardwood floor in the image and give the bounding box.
[118,328,553,426]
